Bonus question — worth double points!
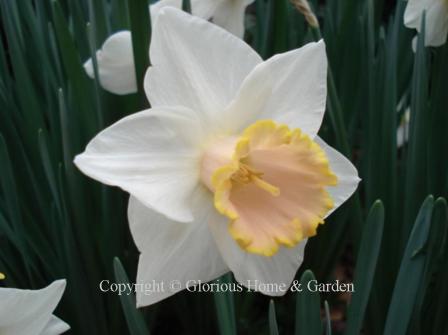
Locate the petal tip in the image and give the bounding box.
[83,58,94,78]
[72,153,85,171]
[135,295,145,309]
[316,39,326,47]
[157,5,183,20]
[54,279,67,288]
[50,279,67,292]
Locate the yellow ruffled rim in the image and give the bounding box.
[211,120,338,256]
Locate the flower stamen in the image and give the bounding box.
[231,164,280,196]
[201,120,338,256]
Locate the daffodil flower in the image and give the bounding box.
[0,280,69,335]
[75,8,359,307]
[404,0,448,48]
[84,0,254,95]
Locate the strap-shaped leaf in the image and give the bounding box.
[384,196,434,335]
[345,200,384,335]
[295,270,322,335]
[113,257,151,335]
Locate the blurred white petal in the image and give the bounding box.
[396,109,410,148]
[0,280,68,335]
[84,0,257,95]
[150,0,182,17]
[404,0,434,28]
[212,0,255,38]
[404,0,448,47]
[424,1,448,46]
[190,0,222,18]
[84,31,137,95]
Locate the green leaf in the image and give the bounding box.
[182,0,192,13]
[86,22,105,129]
[88,0,110,43]
[345,200,384,335]
[113,257,150,335]
[213,274,237,335]
[427,43,448,196]
[324,301,332,335]
[295,270,322,335]
[38,129,63,217]
[417,198,448,333]
[51,0,96,137]
[260,0,275,58]
[403,12,430,240]
[430,198,448,334]
[383,196,434,335]
[128,0,151,104]
[272,0,289,54]
[0,134,23,230]
[301,205,350,280]
[269,300,279,335]
[0,1,45,138]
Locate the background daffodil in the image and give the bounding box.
[75,8,359,307]
[84,0,255,95]
[0,280,69,335]
[404,0,448,47]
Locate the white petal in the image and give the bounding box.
[84,31,137,95]
[191,0,222,18]
[224,40,328,137]
[424,1,448,46]
[314,136,360,216]
[396,124,408,148]
[0,280,67,335]
[145,8,262,130]
[39,316,70,335]
[74,106,207,223]
[129,194,228,307]
[150,0,182,18]
[404,0,434,28]
[404,0,448,47]
[212,0,254,38]
[208,213,307,296]
[412,35,418,52]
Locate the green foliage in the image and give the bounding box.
[182,0,192,14]
[214,274,237,335]
[383,195,433,335]
[268,300,279,335]
[114,258,151,335]
[295,270,323,335]
[0,0,447,334]
[129,0,151,100]
[345,201,384,335]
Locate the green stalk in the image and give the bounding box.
[128,0,151,105]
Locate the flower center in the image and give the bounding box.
[200,120,338,256]
[231,164,280,196]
